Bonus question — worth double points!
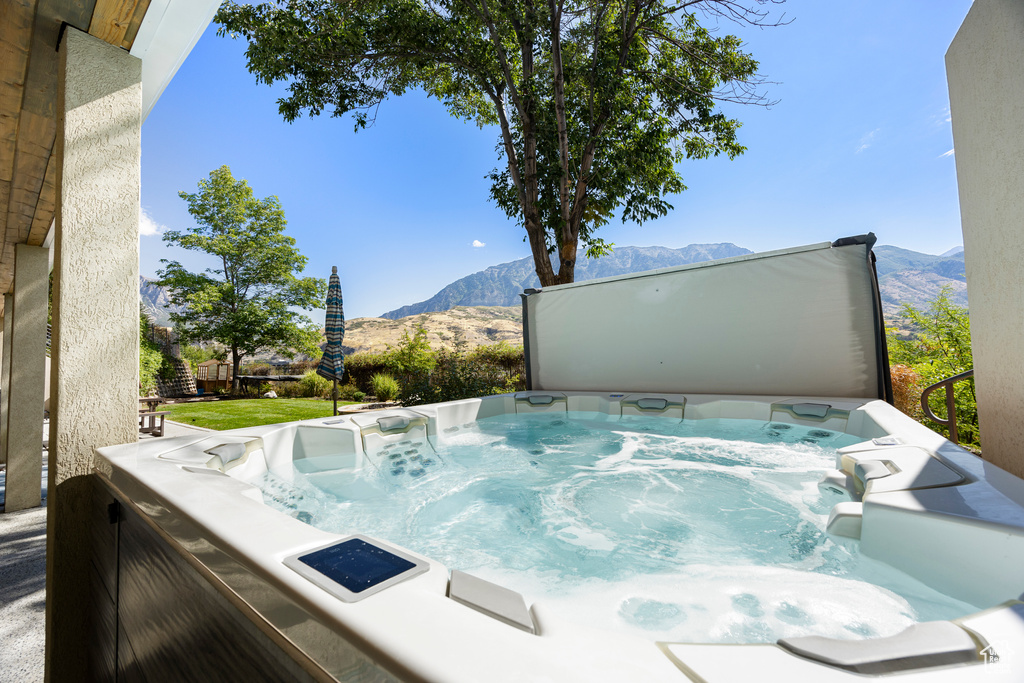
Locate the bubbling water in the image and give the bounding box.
[252,413,980,643]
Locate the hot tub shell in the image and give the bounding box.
[94,391,1024,682]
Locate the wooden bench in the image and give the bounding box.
[139,410,170,437]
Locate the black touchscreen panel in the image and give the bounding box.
[298,538,416,593]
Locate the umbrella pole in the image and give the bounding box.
[333,378,338,415]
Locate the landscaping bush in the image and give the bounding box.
[297,370,332,398]
[140,339,163,396]
[399,342,524,406]
[370,373,401,402]
[276,381,304,398]
[887,287,978,450]
[336,383,367,402]
[340,339,526,406]
[343,351,390,392]
[140,310,177,395]
[467,341,525,384]
[388,328,436,377]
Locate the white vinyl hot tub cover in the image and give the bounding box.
[522,235,893,400]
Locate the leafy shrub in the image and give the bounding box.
[370,373,401,402]
[344,339,526,406]
[276,381,303,398]
[343,352,390,392]
[467,341,525,384]
[399,342,525,406]
[140,310,178,394]
[297,370,332,398]
[336,383,367,402]
[140,340,163,396]
[388,327,436,377]
[887,287,977,450]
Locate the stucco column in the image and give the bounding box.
[47,28,141,679]
[0,299,12,468]
[946,0,1024,479]
[2,245,49,512]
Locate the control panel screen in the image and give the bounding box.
[297,538,417,593]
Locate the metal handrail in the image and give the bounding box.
[920,369,975,445]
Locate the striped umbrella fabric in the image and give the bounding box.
[316,267,345,398]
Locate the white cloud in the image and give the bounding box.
[856,129,879,154]
[471,239,486,248]
[139,208,166,236]
[940,148,955,158]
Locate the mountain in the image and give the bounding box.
[873,245,967,316]
[344,306,522,355]
[140,276,184,327]
[380,242,969,323]
[381,244,752,318]
[940,246,964,257]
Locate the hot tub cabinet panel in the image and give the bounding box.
[88,477,403,683]
[90,483,323,682]
[93,392,1024,682]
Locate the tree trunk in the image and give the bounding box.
[526,212,556,286]
[231,348,241,394]
[556,241,577,284]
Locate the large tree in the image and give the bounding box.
[157,166,326,390]
[217,0,776,286]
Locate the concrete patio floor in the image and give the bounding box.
[0,503,46,683]
[0,418,214,682]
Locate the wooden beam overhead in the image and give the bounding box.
[119,0,152,49]
[0,0,157,314]
[90,0,149,47]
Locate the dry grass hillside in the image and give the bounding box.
[343,306,523,354]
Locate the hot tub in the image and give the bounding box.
[94,391,1024,681]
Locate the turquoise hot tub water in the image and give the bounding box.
[244,412,979,645]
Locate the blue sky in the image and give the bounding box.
[140,0,974,319]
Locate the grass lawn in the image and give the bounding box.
[164,398,358,431]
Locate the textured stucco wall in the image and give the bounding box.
[946,0,1024,479]
[47,28,141,679]
[4,244,48,512]
[0,302,12,467]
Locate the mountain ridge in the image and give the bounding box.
[140,276,184,327]
[381,243,968,320]
[381,243,753,319]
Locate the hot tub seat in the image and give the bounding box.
[831,445,967,496]
[778,620,981,674]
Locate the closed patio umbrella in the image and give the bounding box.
[316,266,345,415]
